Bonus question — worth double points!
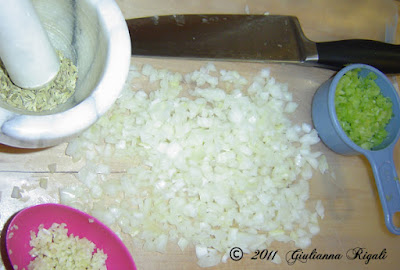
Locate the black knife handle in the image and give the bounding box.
[316,40,400,74]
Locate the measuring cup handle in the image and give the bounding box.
[366,148,400,235]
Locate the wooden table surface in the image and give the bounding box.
[1,0,400,269]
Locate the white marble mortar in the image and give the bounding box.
[0,0,131,148]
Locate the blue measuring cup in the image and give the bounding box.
[312,63,400,234]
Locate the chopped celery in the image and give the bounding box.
[335,69,393,150]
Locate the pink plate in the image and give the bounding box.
[5,203,136,270]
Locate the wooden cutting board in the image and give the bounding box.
[1,0,399,269]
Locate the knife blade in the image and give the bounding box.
[127,15,400,73]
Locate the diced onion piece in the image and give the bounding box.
[11,186,22,199]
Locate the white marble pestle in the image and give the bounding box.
[0,0,60,89]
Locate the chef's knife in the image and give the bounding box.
[127,15,400,73]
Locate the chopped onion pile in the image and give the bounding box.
[62,63,325,267]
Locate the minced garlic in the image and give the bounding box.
[0,51,77,112]
[28,223,107,270]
